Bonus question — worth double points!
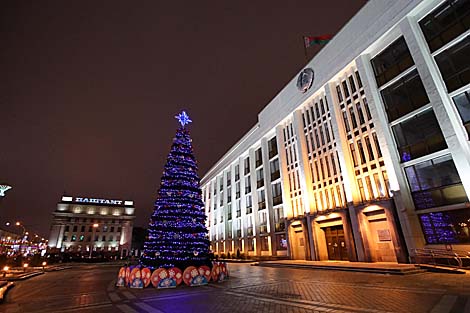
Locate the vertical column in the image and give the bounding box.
[276,124,292,258]
[249,147,260,256]
[356,51,424,252]
[292,109,315,260]
[399,16,470,196]
[292,109,313,212]
[120,220,133,252]
[325,82,366,261]
[222,169,228,253]
[325,82,358,203]
[53,223,65,249]
[261,136,275,256]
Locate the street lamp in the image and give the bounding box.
[2,266,9,277]
[15,222,26,235]
[89,223,99,258]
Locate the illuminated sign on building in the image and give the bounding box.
[75,198,123,205]
[61,196,134,206]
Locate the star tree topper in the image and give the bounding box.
[175,110,192,127]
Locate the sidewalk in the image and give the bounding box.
[255,260,428,275]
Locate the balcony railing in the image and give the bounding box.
[246,207,252,214]
[247,227,253,236]
[236,229,242,238]
[258,201,266,210]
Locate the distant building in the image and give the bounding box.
[201,0,470,262]
[48,195,136,258]
[0,227,23,255]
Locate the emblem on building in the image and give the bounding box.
[296,67,314,93]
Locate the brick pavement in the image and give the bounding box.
[105,264,469,313]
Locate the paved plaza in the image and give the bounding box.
[0,263,468,313]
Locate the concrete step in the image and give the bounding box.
[255,262,427,275]
[418,264,467,274]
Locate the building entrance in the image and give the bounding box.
[324,225,348,261]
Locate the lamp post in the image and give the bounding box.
[89,223,99,258]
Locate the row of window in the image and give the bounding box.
[206,137,279,202]
[349,133,382,168]
[213,234,287,253]
[213,183,283,224]
[336,71,363,102]
[65,217,121,224]
[64,225,121,233]
[63,234,118,243]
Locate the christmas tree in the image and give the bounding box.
[140,111,210,269]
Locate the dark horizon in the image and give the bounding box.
[0,1,367,237]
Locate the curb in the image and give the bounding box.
[8,271,44,281]
[218,259,257,264]
[0,282,14,302]
[45,266,72,272]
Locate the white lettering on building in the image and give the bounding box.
[74,197,123,205]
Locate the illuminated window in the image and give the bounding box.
[405,155,468,210]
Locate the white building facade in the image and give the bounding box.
[201,0,470,262]
[48,196,135,258]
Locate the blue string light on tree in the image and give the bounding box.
[141,110,210,270]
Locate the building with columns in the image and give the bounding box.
[48,195,135,258]
[201,0,470,262]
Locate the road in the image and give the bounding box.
[0,263,469,313]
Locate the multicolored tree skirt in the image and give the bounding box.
[116,262,228,288]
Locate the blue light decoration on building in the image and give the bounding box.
[401,152,411,162]
[419,212,458,244]
[140,111,210,269]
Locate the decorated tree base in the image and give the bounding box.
[116,262,228,289]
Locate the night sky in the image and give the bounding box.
[0,1,367,237]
